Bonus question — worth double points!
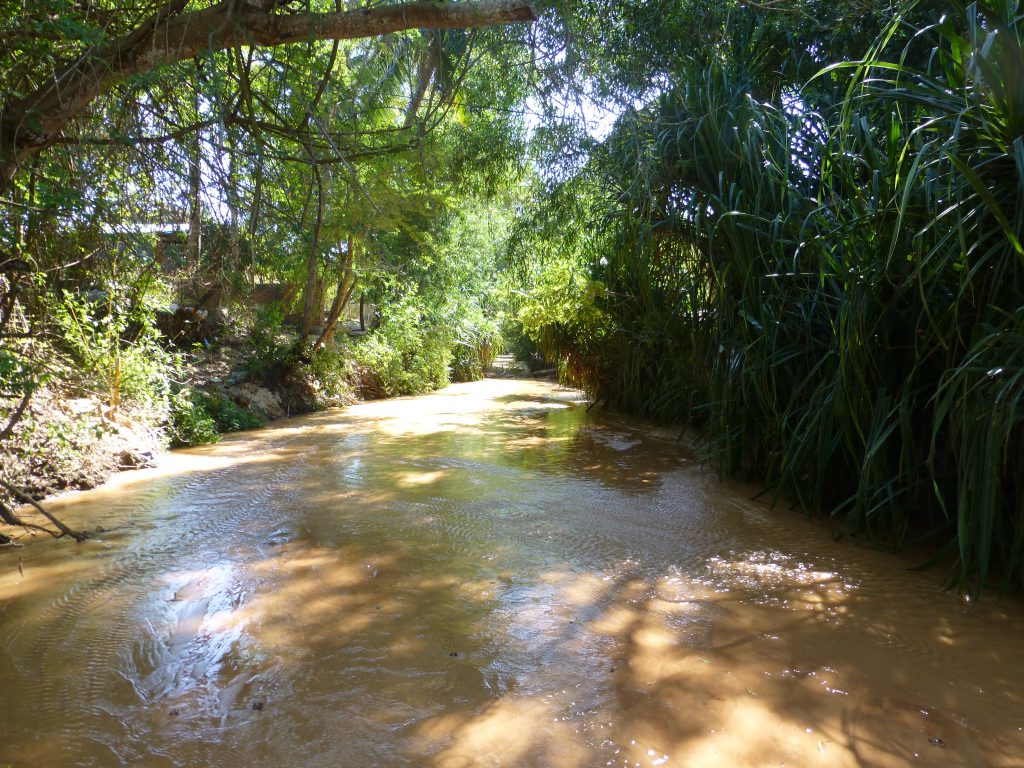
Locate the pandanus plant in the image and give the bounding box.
[586,0,1023,590]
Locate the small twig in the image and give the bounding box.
[0,480,88,542]
[737,0,821,25]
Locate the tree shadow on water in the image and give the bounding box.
[4,383,1024,767]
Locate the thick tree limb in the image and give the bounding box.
[0,499,59,539]
[0,0,537,190]
[0,479,88,542]
[0,390,32,443]
[312,234,358,354]
[50,118,222,146]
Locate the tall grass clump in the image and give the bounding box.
[530,0,1024,591]
[838,0,1024,588]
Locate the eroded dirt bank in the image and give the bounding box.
[1,379,1022,767]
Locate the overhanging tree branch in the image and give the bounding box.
[0,0,537,191]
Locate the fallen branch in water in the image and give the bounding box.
[0,498,63,539]
[0,479,88,541]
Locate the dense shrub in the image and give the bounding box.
[167,388,264,447]
[350,294,452,397]
[195,392,264,433]
[242,304,296,381]
[307,344,357,403]
[167,389,220,447]
[451,308,502,382]
[51,282,178,415]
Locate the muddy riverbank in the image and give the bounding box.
[1,379,1022,767]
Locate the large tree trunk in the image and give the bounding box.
[227,129,241,277]
[183,110,202,268]
[312,234,358,354]
[404,43,438,130]
[0,0,536,192]
[300,165,326,340]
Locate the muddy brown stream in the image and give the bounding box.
[2,379,1023,767]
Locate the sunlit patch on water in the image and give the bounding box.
[584,428,644,453]
[702,550,857,615]
[130,564,256,721]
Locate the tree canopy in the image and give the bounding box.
[3,0,1024,589]
[0,0,536,188]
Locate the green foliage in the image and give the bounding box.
[50,277,178,414]
[307,344,356,402]
[505,174,615,388]
[195,392,264,433]
[500,318,545,370]
[450,301,503,382]
[351,292,452,397]
[167,388,263,447]
[450,343,483,383]
[516,255,610,390]
[841,0,1024,589]
[167,389,220,447]
[242,305,296,381]
[0,346,42,402]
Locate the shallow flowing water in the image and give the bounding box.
[1,379,1023,767]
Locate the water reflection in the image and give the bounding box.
[0,379,1022,767]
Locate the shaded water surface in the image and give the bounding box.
[1,380,1023,767]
